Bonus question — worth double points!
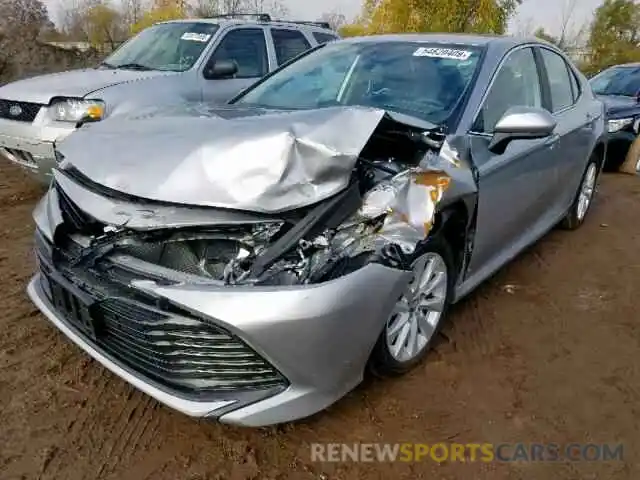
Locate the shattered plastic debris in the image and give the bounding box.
[437,139,462,168]
[375,168,452,254]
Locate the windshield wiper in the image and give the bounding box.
[112,63,154,71]
[99,61,116,69]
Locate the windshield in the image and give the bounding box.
[103,22,219,72]
[233,41,482,124]
[590,66,640,97]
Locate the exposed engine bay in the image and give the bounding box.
[52,110,465,287]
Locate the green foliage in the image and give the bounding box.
[586,0,640,74]
[341,0,522,36]
[130,4,186,35]
[85,4,122,47]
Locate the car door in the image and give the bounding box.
[537,47,596,212]
[465,46,560,281]
[268,27,312,66]
[200,27,270,103]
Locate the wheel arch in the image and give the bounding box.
[592,139,608,172]
[431,198,475,285]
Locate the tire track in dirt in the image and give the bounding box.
[42,366,110,480]
[95,393,156,478]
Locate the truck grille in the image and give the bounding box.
[36,233,287,395]
[0,99,43,122]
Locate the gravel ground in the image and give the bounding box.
[0,161,639,480]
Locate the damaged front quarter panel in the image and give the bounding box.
[227,136,479,286]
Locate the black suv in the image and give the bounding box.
[590,63,640,171]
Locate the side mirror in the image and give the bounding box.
[488,106,557,154]
[204,60,238,80]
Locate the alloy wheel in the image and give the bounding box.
[576,162,597,221]
[385,252,448,363]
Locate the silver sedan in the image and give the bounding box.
[28,34,606,426]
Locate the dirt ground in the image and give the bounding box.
[0,160,639,480]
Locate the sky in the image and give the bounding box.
[46,0,605,37]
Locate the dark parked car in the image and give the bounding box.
[590,63,640,172]
[29,34,606,427]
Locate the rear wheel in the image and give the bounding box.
[560,155,599,230]
[369,236,454,377]
[619,135,640,175]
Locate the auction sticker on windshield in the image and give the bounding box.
[413,47,472,60]
[181,32,212,42]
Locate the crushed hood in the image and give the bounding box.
[57,106,390,213]
[0,68,175,104]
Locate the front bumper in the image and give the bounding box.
[0,116,74,184]
[28,258,411,426]
[606,129,637,145]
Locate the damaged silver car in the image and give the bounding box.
[27,34,607,426]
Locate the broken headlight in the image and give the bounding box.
[116,222,284,282]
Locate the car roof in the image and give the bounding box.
[338,33,557,57]
[160,17,336,33]
[606,62,640,69]
[341,33,538,46]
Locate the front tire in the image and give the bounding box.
[369,236,455,377]
[560,155,599,230]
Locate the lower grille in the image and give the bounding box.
[0,99,43,122]
[36,234,287,395]
[96,298,286,392]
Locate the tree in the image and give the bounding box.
[318,10,347,30]
[0,0,52,79]
[341,0,522,36]
[534,27,559,45]
[122,0,145,26]
[85,3,123,49]
[190,0,288,18]
[586,0,640,74]
[242,0,289,17]
[58,0,126,50]
[131,4,186,34]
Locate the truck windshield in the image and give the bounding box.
[102,22,219,72]
[590,66,640,97]
[233,41,482,124]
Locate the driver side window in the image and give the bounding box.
[207,28,268,79]
[476,47,542,133]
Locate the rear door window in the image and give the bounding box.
[313,32,339,44]
[271,28,311,65]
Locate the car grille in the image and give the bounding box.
[0,99,43,122]
[35,231,287,395]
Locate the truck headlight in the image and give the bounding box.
[48,98,106,123]
[608,117,633,133]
